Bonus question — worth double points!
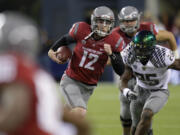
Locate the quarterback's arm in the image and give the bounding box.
[104,43,125,75]
[48,34,76,64]
[156,30,179,57]
[50,34,76,51]
[0,82,31,132]
[168,59,180,70]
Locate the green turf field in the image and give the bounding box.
[87,83,180,135]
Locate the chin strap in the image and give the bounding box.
[84,31,95,40]
[95,30,108,37]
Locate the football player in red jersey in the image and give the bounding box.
[0,11,91,135]
[48,6,125,117]
[112,6,179,135]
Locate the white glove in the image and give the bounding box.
[123,88,138,100]
[173,50,179,59]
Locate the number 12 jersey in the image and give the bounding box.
[66,22,124,85]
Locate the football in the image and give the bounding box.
[56,46,72,63]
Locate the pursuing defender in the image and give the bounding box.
[112,6,179,135]
[120,30,180,135]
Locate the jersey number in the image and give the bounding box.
[134,72,159,86]
[79,50,99,70]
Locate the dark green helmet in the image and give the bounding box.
[132,30,156,65]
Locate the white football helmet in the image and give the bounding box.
[91,6,115,37]
[118,6,141,33]
[0,11,40,58]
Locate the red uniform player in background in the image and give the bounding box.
[0,11,90,135]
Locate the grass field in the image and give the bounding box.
[87,83,180,135]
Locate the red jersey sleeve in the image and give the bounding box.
[151,23,158,35]
[69,22,80,40]
[140,22,158,35]
[107,33,126,52]
[69,22,91,41]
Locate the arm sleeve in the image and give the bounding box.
[50,34,76,51]
[109,52,125,76]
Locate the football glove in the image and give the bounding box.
[123,88,138,100]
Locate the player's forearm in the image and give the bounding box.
[156,30,177,51]
[51,34,76,51]
[119,66,133,92]
[164,32,179,58]
[120,79,129,92]
[166,32,177,51]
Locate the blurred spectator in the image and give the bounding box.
[142,10,166,30]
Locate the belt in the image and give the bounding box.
[150,89,166,92]
[138,86,166,92]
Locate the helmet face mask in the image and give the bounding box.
[132,30,156,65]
[91,6,115,37]
[118,6,141,33]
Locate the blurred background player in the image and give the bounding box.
[0,11,90,135]
[120,30,180,135]
[48,6,125,118]
[112,6,179,135]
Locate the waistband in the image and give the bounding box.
[138,85,167,92]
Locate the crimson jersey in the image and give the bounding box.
[112,22,158,49]
[0,53,63,135]
[66,22,125,85]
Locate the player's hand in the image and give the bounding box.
[104,43,112,55]
[48,49,64,64]
[123,88,138,100]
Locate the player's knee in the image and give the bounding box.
[140,109,153,126]
[71,107,87,117]
[120,115,132,127]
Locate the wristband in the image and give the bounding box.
[123,88,130,97]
